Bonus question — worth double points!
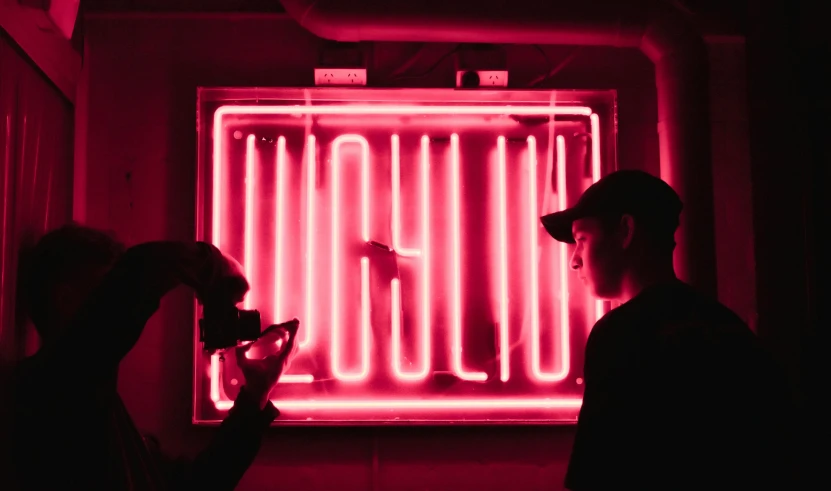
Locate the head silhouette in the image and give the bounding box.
[20,223,124,342]
[541,170,682,301]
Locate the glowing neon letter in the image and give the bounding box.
[301,135,316,348]
[451,134,487,381]
[590,114,605,322]
[496,136,510,382]
[391,135,420,258]
[530,135,570,382]
[390,135,430,381]
[273,136,314,383]
[274,136,287,319]
[244,135,256,309]
[331,135,371,381]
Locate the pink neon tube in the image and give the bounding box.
[302,135,316,348]
[556,136,571,373]
[211,112,223,248]
[419,135,431,381]
[243,135,256,310]
[497,136,510,382]
[271,135,316,384]
[216,105,593,117]
[276,135,314,384]
[390,135,420,258]
[390,135,430,381]
[215,397,583,411]
[210,353,222,402]
[331,135,371,381]
[451,134,487,382]
[274,136,287,320]
[590,114,605,322]
[531,135,569,382]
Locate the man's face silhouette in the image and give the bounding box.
[569,217,625,300]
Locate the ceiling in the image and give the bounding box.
[80,0,746,36]
[82,0,285,12]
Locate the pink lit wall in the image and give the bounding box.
[77,13,753,490]
[0,30,75,486]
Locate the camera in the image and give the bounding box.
[199,303,297,353]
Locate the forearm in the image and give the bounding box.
[180,388,278,490]
[248,387,272,411]
[32,241,222,378]
[128,241,225,293]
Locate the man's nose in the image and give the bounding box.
[570,250,582,271]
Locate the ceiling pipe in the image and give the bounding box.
[278,0,716,296]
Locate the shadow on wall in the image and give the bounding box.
[0,31,76,491]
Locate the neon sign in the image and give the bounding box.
[194,88,616,424]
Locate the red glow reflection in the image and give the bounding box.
[198,96,612,424]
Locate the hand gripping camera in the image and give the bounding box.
[199,303,299,354]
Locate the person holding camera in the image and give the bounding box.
[11,223,294,490]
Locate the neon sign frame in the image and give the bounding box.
[194,88,616,425]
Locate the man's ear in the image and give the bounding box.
[619,214,636,249]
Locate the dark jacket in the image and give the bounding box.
[565,281,795,491]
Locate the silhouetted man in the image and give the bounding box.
[541,170,793,491]
[12,224,294,490]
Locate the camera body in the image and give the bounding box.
[198,303,263,353]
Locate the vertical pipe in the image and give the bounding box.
[643,13,717,295]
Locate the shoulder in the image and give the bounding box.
[685,285,747,327]
[584,309,621,354]
[583,305,640,372]
[635,281,752,340]
[585,295,651,350]
[671,288,754,345]
[656,288,770,378]
[587,299,640,339]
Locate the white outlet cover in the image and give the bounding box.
[314,68,367,86]
[455,70,509,87]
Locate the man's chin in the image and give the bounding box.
[588,285,614,301]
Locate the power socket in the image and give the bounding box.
[314,68,367,86]
[455,70,509,88]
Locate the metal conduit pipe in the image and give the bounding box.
[279,0,716,295]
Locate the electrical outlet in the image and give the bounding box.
[314,68,367,86]
[456,70,509,88]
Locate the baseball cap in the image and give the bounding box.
[540,170,683,243]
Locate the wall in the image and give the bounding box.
[706,39,756,330]
[745,2,825,484]
[0,29,75,487]
[0,31,76,359]
[78,13,749,490]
